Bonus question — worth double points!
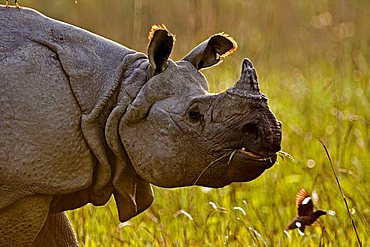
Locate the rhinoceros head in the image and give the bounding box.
[118,26,282,189]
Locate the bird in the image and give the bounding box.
[286,188,326,235]
[5,0,19,8]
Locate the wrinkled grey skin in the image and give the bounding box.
[0,7,281,247]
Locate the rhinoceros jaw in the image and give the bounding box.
[240,147,275,161]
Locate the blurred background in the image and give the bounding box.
[13,0,370,246]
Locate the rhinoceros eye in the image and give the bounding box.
[187,104,203,123]
[189,110,202,122]
[187,103,204,124]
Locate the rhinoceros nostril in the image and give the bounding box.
[241,122,259,140]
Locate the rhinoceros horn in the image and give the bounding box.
[226,58,266,100]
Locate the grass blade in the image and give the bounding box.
[317,138,362,247]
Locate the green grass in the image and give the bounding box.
[21,0,370,246]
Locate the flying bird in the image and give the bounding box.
[5,0,19,8]
[286,188,326,235]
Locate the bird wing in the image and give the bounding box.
[296,189,314,216]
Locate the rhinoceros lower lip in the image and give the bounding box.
[240,147,276,161]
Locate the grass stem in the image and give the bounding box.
[317,138,362,247]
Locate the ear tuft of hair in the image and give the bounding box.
[148,24,176,43]
[216,32,238,58]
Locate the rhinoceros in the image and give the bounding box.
[0,6,282,247]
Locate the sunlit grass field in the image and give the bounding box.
[22,0,370,246]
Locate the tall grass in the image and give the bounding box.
[21,0,370,245]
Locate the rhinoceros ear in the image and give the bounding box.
[147,25,175,73]
[182,33,237,70]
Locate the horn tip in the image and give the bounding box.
[242,58,254,68]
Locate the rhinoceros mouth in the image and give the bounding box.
[192,148,277,188]
[230,148,277,171]
[240,147,276,162]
